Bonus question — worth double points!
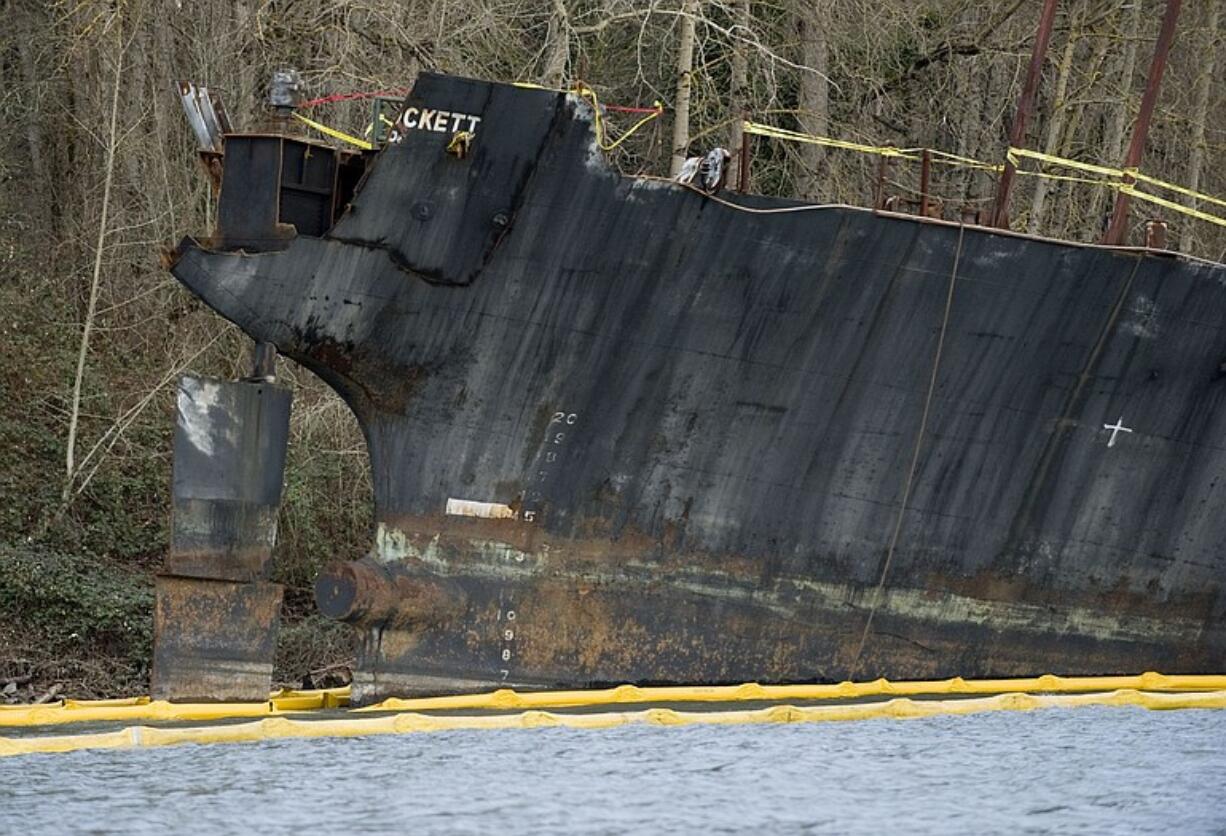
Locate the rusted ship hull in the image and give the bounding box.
[170,73,1224,703]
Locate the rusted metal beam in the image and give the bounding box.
[919,148,932,218]
[874,155,889,209]
[151,577,283,702]
[989,0,1060,229]
[737,120,751,193]
[1102,0,1182,245]
[151,375,292,701]
[1145,219,1168,249]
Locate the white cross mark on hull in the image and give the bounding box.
[1103,416,1133,448]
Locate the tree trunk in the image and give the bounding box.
[727,0,750,188]
[669,0,700,176]
[1053,25,1112,239]
[1179,0,1219,253]
[1027,3,1082,234]
[795,2,830,200]
[14,0,49,228]
[1100,0,1143,222]
[541,0,571,88]
[63,29,125,508]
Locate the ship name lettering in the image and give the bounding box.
[398,107,482,136]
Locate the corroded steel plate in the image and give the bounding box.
[151,576,283,702]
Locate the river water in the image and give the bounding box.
[3,706,1224,834]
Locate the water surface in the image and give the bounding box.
[4,706,1224,834]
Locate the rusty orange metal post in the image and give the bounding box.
[989,0,1060,229]
[737,119,751,193]
[1102,0,1182,246]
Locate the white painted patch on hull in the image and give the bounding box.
[445,498,516,519]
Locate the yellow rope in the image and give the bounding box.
[571,83,663,152]
[4,689,1224,758]
[1130,168,1226,211]
[514,81,664,151]
[1008,149,1226,228]
[745,120,1226,229]
[1006,146,1123,179]
[743,121,919,160]
[1123,184,1226,229]
[291,112,373,151]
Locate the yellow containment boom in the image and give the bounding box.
[0,687,350,728]
[2,672,1225,730]
[3,689,1225,758]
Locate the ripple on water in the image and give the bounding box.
[2,706,1225,835]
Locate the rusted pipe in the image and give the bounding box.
[989,0,1060,229]
[249,341,277,382]
[315,560,464,629]
[1102,0,1182,245]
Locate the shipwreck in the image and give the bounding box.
[154,6,1224,705]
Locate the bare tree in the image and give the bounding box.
[795,1,831,199]
[670,0,700,175]
[1180,0,1219,252]
[62,19,125,510]
[541,0,572,88]
[727,0,750,187]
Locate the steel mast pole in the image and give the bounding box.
[1102,0,1182,245]
[988,0,1060,230]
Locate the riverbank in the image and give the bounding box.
[0,543,356,703]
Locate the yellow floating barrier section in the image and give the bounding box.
[2,673,1223,757]
[3,689,1225,758]
[0,687,350,728]
[356,671,1226,713]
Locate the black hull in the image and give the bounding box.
[172,73,1224,703]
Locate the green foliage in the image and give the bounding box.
[0,544,152,652]
[0,543,153,695]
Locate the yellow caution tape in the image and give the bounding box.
[3,689,1223,758]
[1122,183,1226,229]
[291,112,373,151]
[746,121,1226,229]
[0,687,349,728]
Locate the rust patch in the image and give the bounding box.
[151,576,283,702]
[299,335,431,414]
[315,560,465,629]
